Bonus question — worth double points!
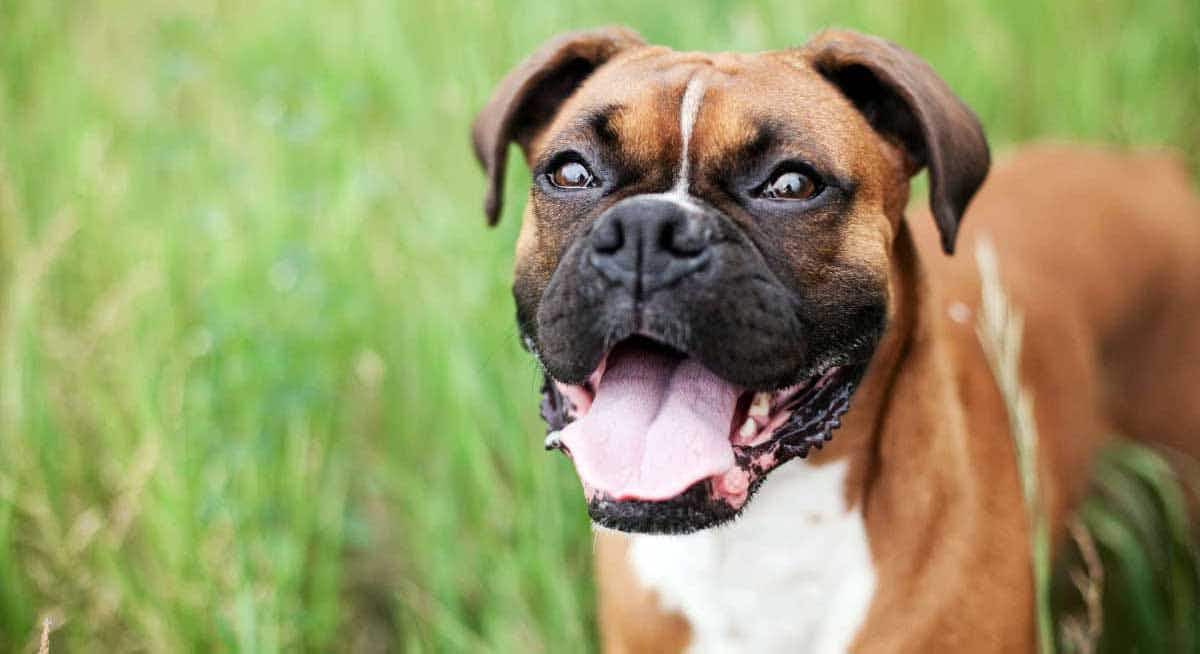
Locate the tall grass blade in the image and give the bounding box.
[974,236,1055,654]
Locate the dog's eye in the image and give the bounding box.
[548,161,597,189]
[761,170,821,200]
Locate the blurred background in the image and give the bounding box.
[1,0,1197,651]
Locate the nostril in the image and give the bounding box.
[591,217,624,254]
[658,217,708,258]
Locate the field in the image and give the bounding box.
[1,0,1198,651]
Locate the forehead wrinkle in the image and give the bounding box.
[698,58,877,158]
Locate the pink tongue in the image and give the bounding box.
[559,346,740,501]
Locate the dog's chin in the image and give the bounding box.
[539,336,868,535]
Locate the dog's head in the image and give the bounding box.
[472,27,988,534]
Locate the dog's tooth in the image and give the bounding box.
[544,431,563,451]
[739,417,757,439]
[748,392,771,417]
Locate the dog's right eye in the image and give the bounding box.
[548,161,597,189]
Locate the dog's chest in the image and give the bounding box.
[626,460,876,654]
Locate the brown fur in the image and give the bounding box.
[473,28,1200,653]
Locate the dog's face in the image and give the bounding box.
[473,28,988,534]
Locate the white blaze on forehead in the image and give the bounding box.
[633,74,709,211]
[673,74,708,193]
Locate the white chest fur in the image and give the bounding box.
[626,460,876,654]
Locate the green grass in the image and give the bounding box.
[0,0,1197,651]
[1055,443,1200,654]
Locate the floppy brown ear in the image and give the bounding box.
[803,30,989,254]
[472,27,645,226]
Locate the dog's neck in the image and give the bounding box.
[825,217,981,546]
[815,219,926,500]
[829,221,1014,648]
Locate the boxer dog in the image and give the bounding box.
[471,27,1200,652]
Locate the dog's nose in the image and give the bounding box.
[587,197,712,295]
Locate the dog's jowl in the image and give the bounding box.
[473,27,1200,653]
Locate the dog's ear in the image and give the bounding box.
[803,30,989,254]
[472,27,645,226]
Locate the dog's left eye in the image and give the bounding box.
[548,161,597,189]
[760,170,822,201]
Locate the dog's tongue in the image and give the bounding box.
[559,344,739,501]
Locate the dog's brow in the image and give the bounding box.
[532,105,625,171]
[584,104,624,147]
[730,117,851,186]
[727,122,780,167]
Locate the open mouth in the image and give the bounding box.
[540,336,867,534]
